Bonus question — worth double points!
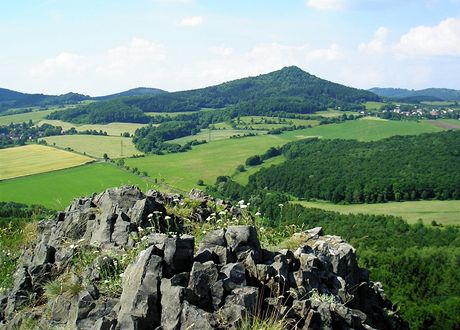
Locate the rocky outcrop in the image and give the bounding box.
[0,186,407,329]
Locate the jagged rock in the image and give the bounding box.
[163,235,195,278]
[117,245,162,330]
[0,186,407,330]
[180,301,216,330]
[225,226,261,262]
[220,262,246,291]
[187,261,218,309]
[161,278,185,330]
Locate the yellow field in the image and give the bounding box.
[43,135,142,158]
[0,145,92,180]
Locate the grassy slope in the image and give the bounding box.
[0,145,92,180]
[170,129,265,144]
[0,109,57,125]
[364,101,386,111]
[38,120,148,136]
[294,200,460,226]
[43,135,142,158]
[126,119,443,192]
[0,163,153,209]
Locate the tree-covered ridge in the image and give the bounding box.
[248,130,460,203]
[47,66,380,124]
[47,99,150,124]
[370,87,460,101]
[93,87,167,101]
[0,88,89,113]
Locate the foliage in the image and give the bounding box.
[249,131,460,203]
[48,99,150,124]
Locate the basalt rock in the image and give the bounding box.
[0,186,408,330]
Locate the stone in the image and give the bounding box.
[163,235,195,278]
[225,226,261,262]
[225,287,259,310]
[117,246,162,330]
[187,261,218,309]
[161,278,185,330]
[220,262,246,291]
[128,196,166,228]
[180,301,216,330]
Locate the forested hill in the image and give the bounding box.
[0,88,89,113]
[248,130,460,203]
[370,87,460,101]
[93,87,167,101]
[47,66,380,124]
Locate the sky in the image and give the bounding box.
[1,0,460,96]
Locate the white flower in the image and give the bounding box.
[138,227,144,232]
[165,216,171,220]
[202,230,207,234]
[103,280,110,284]
[239,205,247,209]
[278,203,284,207]
[69,244,77,249]
[77,238,85,243]
[119,273,124,278]
[255,212,261,216]
[218,211,226,215]
[247,202,250,206]
[153,210,162,214]
[238,200,245,205]
[141,236,148,241]
[147,213,153,218]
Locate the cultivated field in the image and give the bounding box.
[125,118,444,191]
[43,135,142,158]
[0,145,92,180]
[0,109,58,125]
[0,163,154,209]
[38,120,148,136]
[314,110,360,117]
[295,200,460,226]
[170,129,264,144]
[429,119,460,130]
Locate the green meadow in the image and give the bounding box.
[0,163,153,209]
[38,120,148,136]
[125,118,443,192]
[363,101,386,112]
[170,129,263,144]
[43,135,142,158]
[295,200,460,226]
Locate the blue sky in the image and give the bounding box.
[1,0,459,95]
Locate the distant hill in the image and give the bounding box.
[93,87,167,101]
[0,88,90,113]
[49,66,380,124]
[370,87,460,101]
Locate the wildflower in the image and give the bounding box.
[147,213,153,218]
[138,227,144,232]
[69,244,77,249]
[153,211,162,214]
[247,202,250,206]
[119,273,124,278]
[210,213,216,217]
[165,216,171,220]
[141,236,148,241]
[77,238,85,243]
[238,200,245,205]
[202,230,207,235]
[103,280,110,284]
[239,204,247,209]
[173,198,180,202]
[278,203,284,207]
[218,211,226,215]
[255,212,261,216]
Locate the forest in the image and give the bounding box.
[207,177,460,330]
[248,130,460,203]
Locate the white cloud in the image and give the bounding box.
[100,38,166,73]
[209,46,233,57]
[306,0,344,11]
[396,17,460,56]
[305,44,344,61]
[179,16,203,27]
[359,27,390,54]
[31,52,87,77]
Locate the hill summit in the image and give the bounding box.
[48,66,380,124]
[0,186,407,329]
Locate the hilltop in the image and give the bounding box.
[0,186,406,329]
[47,66,380,124]
[93,87,167,101]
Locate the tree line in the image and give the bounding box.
[247,131,460,203]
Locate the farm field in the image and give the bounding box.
[363,101,386,111]
[125,118,445,192]
[0,145,92,180]
[170,129,263,144]
[295,200,460,226]
[38,120,148,136]
[233,116,318,130]
[0,163,153,209]
[314,110,360,117]
[43,135,142,158]
[0,109,58,125]
[428,119,460,130]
